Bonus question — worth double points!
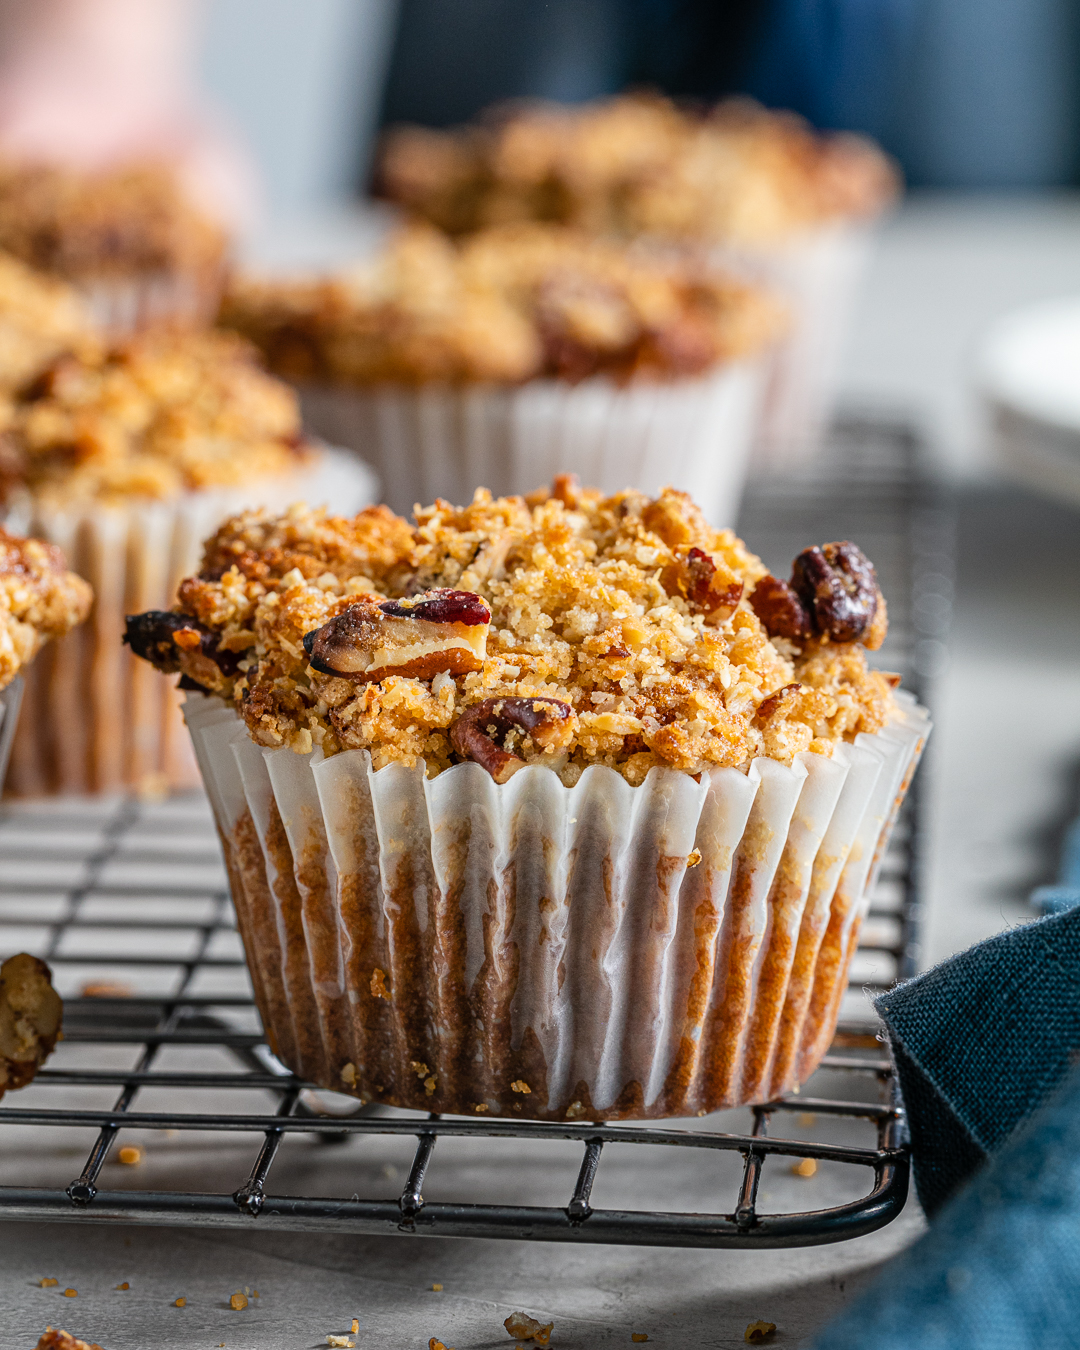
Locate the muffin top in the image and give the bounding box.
[0,527,93,689]
[0,161,227,282]
[219,221,783,388]
[0,251,90,394]
[0,328,309,507]
[126,479,897,784]
[378,95,898,246]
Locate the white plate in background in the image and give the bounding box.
[978,298,1080,506]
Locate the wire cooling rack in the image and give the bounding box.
[0,418,948,1249]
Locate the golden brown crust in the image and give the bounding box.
[219,221,785,387]
[0,953,62,1099]
[143,482,896,780]
[376,94,898,245]
[0,528,91,689]
[0,328,307,505]
[0,252,90,395]
[0,160,226,283]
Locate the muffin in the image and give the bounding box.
[220,221,784,521]
[0,160,228,334]
[128,480,929,1120]
[0,525,92,784]
[378,95,898,462]
[0,328,375,795]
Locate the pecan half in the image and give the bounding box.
[751,541,886,647]
[123,611,242,690]
[755,682,803,722]
[790,541,881,645]
[450,696,574,783]
[749,575,810,640]
[303,588,490,684]
[683,547,744,622]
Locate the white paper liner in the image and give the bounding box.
[717,222,874,467]
[78,270,225,336]
[3,447,377,796]
[298,360,767,526]
[186,690,930,1120]
[0,676,24,788]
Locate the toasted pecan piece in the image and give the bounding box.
[0,953,62,1100]
[451,696,574,783]
[790,541,883,645]
[123,610,242,691]
[751,541,885,648]
[303,588,490,683]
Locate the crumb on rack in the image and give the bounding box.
[432,1284,443,1292]
[115,1282,129,1290]
[632,1335,649,1343]
[117,1145,144,1166]
[792,1158,817,1177]
[173,1297,186,1307]
[510,1080,531,1095]
[370,969,390,1000]
[745,1320,777,1343]
[38,1278,59,1287]
[230,1292,249,1311]
[326,1337,355,1348]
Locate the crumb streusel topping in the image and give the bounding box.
[219,221,784,387]
[0,528,92,689]
[0,328,309,506]
[0,160,226,282]
[131,480,896,784]
[377,95,897,245]
[0,250,89,395]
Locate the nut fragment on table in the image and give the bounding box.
[304,588,491,683]
[0,953,62,1101]
[504,1312,554,1345]
[35,1331,104,1350]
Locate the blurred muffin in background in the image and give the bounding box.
[0,250,90,396]
[378,94,897,462]
[221,221,785,521]
[377,94,895,245]
[0,160,228,334]
[0,328,375,796]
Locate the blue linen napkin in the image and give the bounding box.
[877,904,1080,1217]
[809,1056,1080,1350]
[805,886,1080,1349]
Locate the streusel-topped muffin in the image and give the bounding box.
[378,95,896,246]
[131,478,926,1122]
[0,526,91,689]
[130,480,892,781]
[0,251,88,397]
[221,221,782,388]
[0,328,309,507]
[0,160,227,332]
[1,328,374,797]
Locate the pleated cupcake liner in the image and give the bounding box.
[78,269,225,336]
[0,677,24,786]
[297,360,767,525]
[2,447,377,797]
[186,690,929,1122]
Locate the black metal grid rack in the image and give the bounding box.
[0,419,948,1249]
